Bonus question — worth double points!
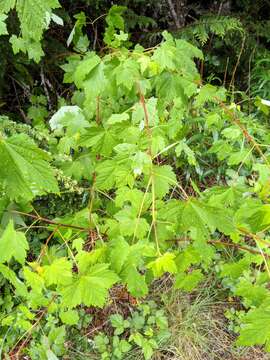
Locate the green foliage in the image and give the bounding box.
[185,16,243,46]
[0,220,28,264]
[1,4,270,357]
[1,0,62,61]
[0,132,59,201]
[92,301,170,360]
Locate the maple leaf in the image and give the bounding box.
[237,301,270,351]
[79,126,117,156]
[114,207,150,239]
[42,258,73,286]
[124,265,148,297]
[18,0,60,38]
[60,264,119,308]
[179,198,235,239]
[0,220,29,264]
[108,238,150,297]
[174,269,204,291]
[0,133,59,200]
[0,263,27,296]
[151,165,177,198]
[0,14,8,35]
[73,52,101,87]
[147,252,177,277]
[49,106,90,135]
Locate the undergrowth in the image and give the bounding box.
[0,3,270,360]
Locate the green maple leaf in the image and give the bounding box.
[74,52,101,87]
[124,265,148,297]
[207,185,246,209]
[0,14,8,35]
[4,0,61,60]
[95,158,134,190]
[237,301,270,351]
[196,84,216,106]
[108,239,150,297]
[60,309,79,325]
[1,0,16,13]
[0,263,27,296]
[0,133,59,200]
[114,207,150,239]
[49,106,89,135]
[115,187,152,214]
[43,258,73,286]
[174,269,204,291]
[16,0,60,42]
[76,247,107,274]
[79,126,117,156]
[151,165,177,198]
[23,267,45,293]
[0,220,29,264]
[180,198,235,239]
[83,62,107,100]
[109,237,130,274]
[107,113,129,125]
[152,42,176,72]
[114,58,140,90]
[235,279,270,307]
[147,252,177,277]
[220,253,261,280]
[60,264,118,308]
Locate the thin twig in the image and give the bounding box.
[229,35,246,91]
[217,100,270,167]
[171,237,270,258]
[11,210,89,232]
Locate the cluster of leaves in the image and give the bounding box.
[92,301,170,360]
[1,4,270,359]
[0,0,63,61]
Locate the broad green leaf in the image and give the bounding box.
[174,269,204,291]
[235,279,269,307]
[16,0,60,42]
[237,301,270,351]
[109,237,130,274]
[115,187,151,214]
[107,113,129,125]
[175,140,197,166]
[60,309,79,325]
[79,126,117,156]
[49,106,89,135]
[60,264,118,308]
[114,58,140,90]
[220,254,261,280]
[114,208,150,239]
[76,247,107,274]
[0,133,59,200]
[74,52,101,87]
[152,42,176,72]
[195,84,217,107]
[147,252,177,277]
[0,14,8,35]
[151,165,177,198]
[0,0,16,13]
[123,265,148,297]
[23,267,45,294]
[43,258,73,286]
[180,198,235,240]
[0,220,28,264]
[0,263,27,296]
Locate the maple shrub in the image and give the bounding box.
[1,10,270,357]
